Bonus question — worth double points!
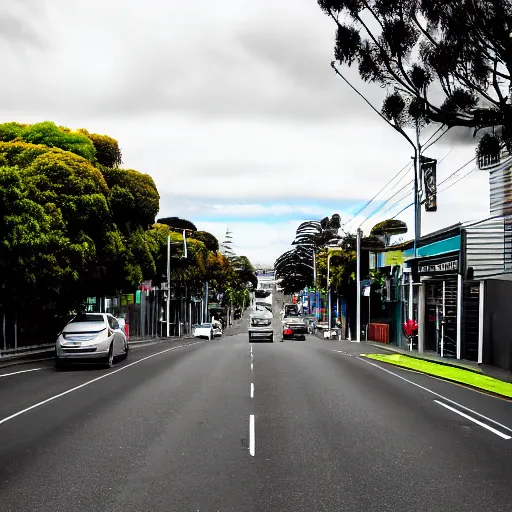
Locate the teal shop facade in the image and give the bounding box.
[370,224,470,360]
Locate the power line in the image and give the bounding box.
[438,156,476,186]
[390,165,478,219]
[378,185,415,217]
[391,202,414,219]
[422,126,449,152]
[438,166,477,193]
[355,147,455,229]
[352,176,414,229]
[345,161,412,224]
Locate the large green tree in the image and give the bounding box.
[0,128,161,341]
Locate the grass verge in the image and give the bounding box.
[361,353,512,398]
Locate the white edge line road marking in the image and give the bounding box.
[0,368,42,378]
[0,341,203,426]
[358,356,512,434]
[249,414,255,456]
[251,362,253,371]
[434,400,511,440]
[251,382,254,398]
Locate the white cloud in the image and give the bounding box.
[0,0,493,266]
[196,220,299,266]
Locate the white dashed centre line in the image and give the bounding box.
[249,414,255,456]
[250,382,254,398]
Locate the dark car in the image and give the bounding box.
[282,319,307,341]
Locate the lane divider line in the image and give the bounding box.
[249,414,255,456]
[359,356,512,434]
[0,368,42,378]
[251,382,254,398]
[434,400,511,440]
[0,341,203,427]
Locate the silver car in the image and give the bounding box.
[56,313,129,369]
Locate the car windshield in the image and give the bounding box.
[200,323,212,327]
[70,313,105,323]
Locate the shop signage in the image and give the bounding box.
[418,256,458,275]
[422,156,437,212]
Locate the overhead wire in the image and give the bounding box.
[356,146,454,229]
[329,62,455,232]
[438,166,477,193]
[390,162,478,219]
[343,161,413,230]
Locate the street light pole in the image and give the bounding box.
[330,63,425,258]
[356,228,362,343]
[327,252,331,331]
[312,247,317,319]
[166,234,170,337]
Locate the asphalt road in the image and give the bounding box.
[1,322,512,511]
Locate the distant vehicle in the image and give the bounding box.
[194,323,214,340]
[248,307,274,342]
[56,313,128,369]
[254,289,272,298]
[212,319,223,338]
[281,303,307,341]
[283,304,299,317]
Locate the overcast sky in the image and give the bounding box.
[0,0,490,266]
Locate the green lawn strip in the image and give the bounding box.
[368,343,482,373]
[361,353,512,398]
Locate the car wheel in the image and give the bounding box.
[105,343,114,368]
[269,335,274,343]
[121,341,129,360]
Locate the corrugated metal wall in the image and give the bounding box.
[488,154,512,216]
[465,217,506,279]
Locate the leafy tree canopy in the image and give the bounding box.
[190,230,219,253]
[318,0,512,155]
[371,219,408,237]
[102,167,160,229]
[157,216,197,232]
[78,128,123,168]
[0,121,97,163]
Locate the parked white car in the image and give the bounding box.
[193,323,214,340]
[56,313,128,369]
[212,320,223,338]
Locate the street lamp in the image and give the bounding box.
[330,62,429,256]
[326,244,343,336]
[166,229,189,338]
[356,228,362,343]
